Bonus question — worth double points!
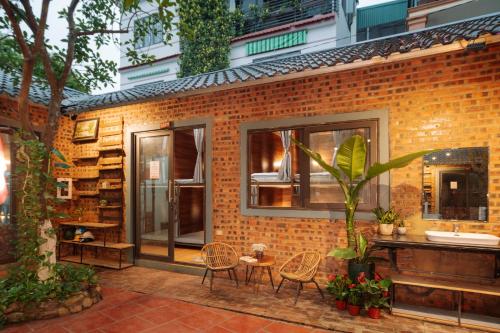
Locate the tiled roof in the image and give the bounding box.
[7,14,500,113]
[0,69,87,106]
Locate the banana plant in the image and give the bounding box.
[292,134,438,256]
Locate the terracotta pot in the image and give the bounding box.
[347,304,361,316]
[397,226,407,235]
[378,224,394,236]
[255,251,264,260]
[367,307,381,319]
[335,299,347,311]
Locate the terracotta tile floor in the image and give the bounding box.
[3,266,490,333]
[3,286,329,333]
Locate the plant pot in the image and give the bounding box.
[255,251,264,260]
[347,304,361,316]
[348,261,374,281]
[367,307,381,319]
[378,224,394,236]
[335,299,347,311]
[397,226,407,235]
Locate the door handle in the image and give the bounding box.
[168,180,173,204]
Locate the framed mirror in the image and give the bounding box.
[422,147,488,221]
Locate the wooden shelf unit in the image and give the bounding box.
[61,116,130,269]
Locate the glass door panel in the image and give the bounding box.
[134,131,173,260]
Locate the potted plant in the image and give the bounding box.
[373,206,399,236]
[346,283,362,316]
[293,135,436,274]
[397,220,407,235]
[359,272,392,319]
[331,233,385,280]
[251,243,267,260]
[326,274,351,310]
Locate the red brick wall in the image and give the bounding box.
[0,98,49,264]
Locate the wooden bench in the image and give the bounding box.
[58,222,134,269]
[390,274,500,331]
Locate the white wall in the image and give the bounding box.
[230,19,338,67]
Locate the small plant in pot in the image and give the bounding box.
[330,233,385,280]
[251,243,267,260]
[373,206,399,236]
[359,272,392,319]
[346,283,362,316]
[397,220,407,235]
[326,274,351,311]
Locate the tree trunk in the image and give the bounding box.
[345,200,357,248]
[18,59,36,136]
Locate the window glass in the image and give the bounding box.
[308,128,371,206]
[246,120,378,211]
[248,129,300,207]
[0,132,12,225]
[134,14,164,49]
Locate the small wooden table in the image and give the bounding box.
[241,255,275,292]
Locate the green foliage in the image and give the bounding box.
[0,36,86,93]
[0,133,96,327]
[0,264,98,326]
[328,233,386,264]
[326,274,351,301]
[0,1,175,92]
[347,283,362,305]
[358,274,392,309]
[372,206,399,225]
[177,0,237,77]
[293,134,437,250]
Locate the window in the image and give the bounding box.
[247,120,378,211]
[134,14,164,49]
[0,128,12,225]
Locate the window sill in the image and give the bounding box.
[241,207,375,220]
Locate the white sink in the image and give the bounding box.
[425,231,500,246]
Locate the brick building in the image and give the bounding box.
[1,13,499,325]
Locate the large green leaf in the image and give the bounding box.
[292,138,342,181]
[51,147,67,162]
[327,247,357,260]
[357,233,368,259]
[365,149,440,181]
[336,135,366,182]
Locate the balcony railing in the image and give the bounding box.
[234,0,335,37]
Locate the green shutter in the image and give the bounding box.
[246,30,308,56]
[357,0,408,30]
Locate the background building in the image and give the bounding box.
[119,0,357,90]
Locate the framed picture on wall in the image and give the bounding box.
[72,118,99,142]
[56,178,72,200]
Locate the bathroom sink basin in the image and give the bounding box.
[425,231,500,246]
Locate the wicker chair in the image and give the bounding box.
[275,251,324,305]
[200,242,239,291]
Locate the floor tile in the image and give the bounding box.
[262,321,314,333]
[219,314,272,333]
[100,316,156,333]
[101,300,148,320]
[138,306,187,325]
[143,320,201,333]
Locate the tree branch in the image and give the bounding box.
[0,0,32,58]
[75,28,128,36]
[59,0,80,92]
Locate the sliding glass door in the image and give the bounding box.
[133,130,174,261]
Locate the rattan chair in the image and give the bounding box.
[200,242,239,291]
[275,251,324,305]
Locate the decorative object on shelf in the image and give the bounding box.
[373,206,399,236]
[397,220,407,235]
[326,274,351,311]
[80,231,95,243]
[99,199,108,207]
[358,272,392,319]
[63,227,75,240]
[75,207,84,222]
[251,243,267,260]
[56,178,72,199]
[72,118,99,142]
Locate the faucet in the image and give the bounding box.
[453,223,460,235]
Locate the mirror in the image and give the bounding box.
[422,147,488,221]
